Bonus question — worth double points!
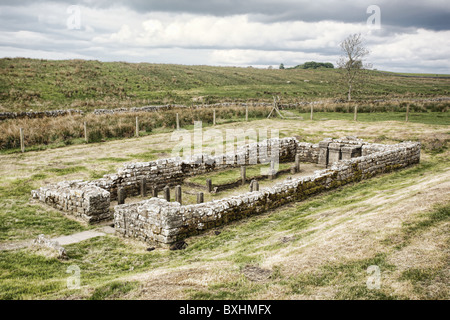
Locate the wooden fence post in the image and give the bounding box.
[135,116,139,137]
[310,104,313,120]
[19,128,25,153]
[245,105,249,121]
[354,105,358,121]
[213,109,216,125]
[406,104,410,122]
[176,113,180,130]
[84,122,88,143]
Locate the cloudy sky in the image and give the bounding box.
[1,0,449,73]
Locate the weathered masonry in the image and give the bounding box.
[32,137,420,246]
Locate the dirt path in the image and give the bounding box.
[0,226,115,252]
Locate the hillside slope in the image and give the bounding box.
[1,58,450,112]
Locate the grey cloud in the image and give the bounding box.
[3,0,450,30]
[0,1,449,73]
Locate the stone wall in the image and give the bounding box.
[296,142,320,163]
[113,140,421,246]
[92,137,299,201]
[31,180,111,224]
[31,137,298,220]
[31,136,420,236]
[0,109,83,121]
[93,102,299,115]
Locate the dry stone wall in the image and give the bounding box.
[31,137,299,221]
[31,136,420,237]
[0,109,83,121]
[31,180,111,224]
[93,102,299,115]
[92,137,299,201]
[113,139,421,246]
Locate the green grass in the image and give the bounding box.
[89,165,117,179]
[187,162,294,186]
[379,71,450,78]
[88,281,140,300]
[97,157,131,163]
[1,58,450,112]
[0,168,93,242]
[0,152,448,299]
[0,111,448,300]
[0,175,88,241]
[283,253,401,299]
[297,111,450,125]
[46,166,87,176]
[0,200,87,242]
[0,236,166,299]
[127,148,173,162]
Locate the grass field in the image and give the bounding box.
[1,58,450,112]
[0,116,448,300]
[1,108,449,153]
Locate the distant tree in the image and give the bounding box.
[293,61,334,69]
[279,63,285,69]
[337,33,371,101]
[268,65,273,70]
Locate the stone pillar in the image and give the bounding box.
[118,188,126,205]
[290,165,297,174]
[341,145,363,160]
[163,186,170,202]
[268,161,276,180]
[318,140,331,167]
[341,146,353,161]
[175,185,182,204]
[295,154,301,172]
[151,187,158,198]
[206,179,212,193]
[240,166,246,185]
[140,178,147,197]
[197,192,204,204]
[328,143,342,165]
[250,180,259,192]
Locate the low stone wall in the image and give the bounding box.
[31,181,111,224]
[31,137,298,220]
[91,137,298,201]
[0,109,83,121]
[93,102,300,115]
[296,142,320,163]
[114,140,421,246]
[31,136,420,237]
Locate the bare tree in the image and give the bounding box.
[337,33,371,102]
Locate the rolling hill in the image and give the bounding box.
[1,58,450,112]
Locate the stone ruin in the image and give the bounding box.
[32,136,421,247]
